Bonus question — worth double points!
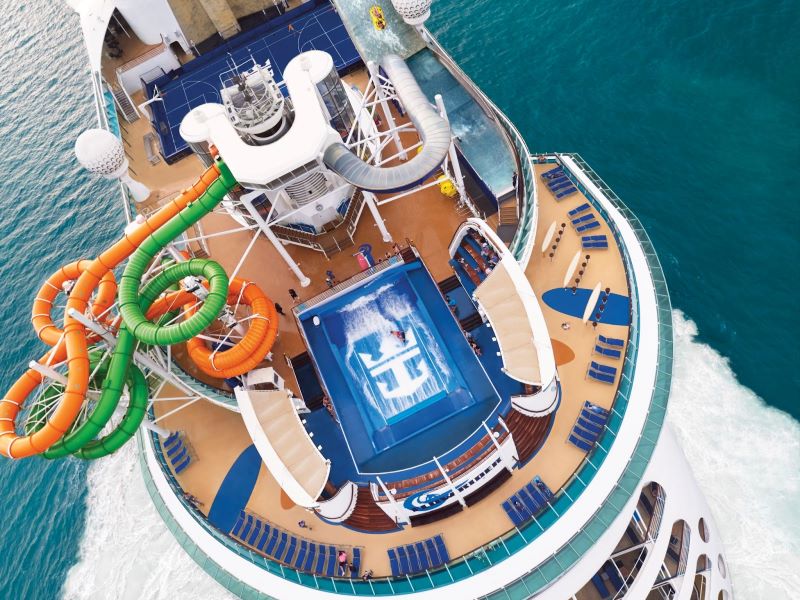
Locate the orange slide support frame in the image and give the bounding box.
[0,163,223,458]
[184,279,279,379]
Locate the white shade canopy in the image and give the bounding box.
[540,220,557,254]
[563,250,582,288]
[583,281,603,324]
[235,388,330,508]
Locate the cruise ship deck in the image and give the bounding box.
[36,0,733,598]
[145,151,631,580]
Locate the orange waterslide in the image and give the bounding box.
[31,260,117,346]
[0,164,222,458]
[184,279,278,378]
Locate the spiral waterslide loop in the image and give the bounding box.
[0,162,227,458]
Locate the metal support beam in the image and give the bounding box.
[434,455,467,508]
[363,191,392,242]
[240,195,311,287]
[367,61,407,161]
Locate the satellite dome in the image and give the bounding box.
[390,0,433,26]
[74,128,127,178]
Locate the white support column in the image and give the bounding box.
[375,476,408,524]
[434,455,467,508]
[28,361,68,385]
[240,196,311,287]
[141,419,170,438]
[363,191,393,242]
[367,61,407,161]
[434,94,477,217]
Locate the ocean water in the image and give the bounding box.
[0,1,796,599]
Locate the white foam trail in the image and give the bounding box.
[61,442,233,600]
[667,310,800,599]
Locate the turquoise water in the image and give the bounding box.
[0,0,796,598]
[429,0,800,407]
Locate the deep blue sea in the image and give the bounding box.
[0,0,797,598]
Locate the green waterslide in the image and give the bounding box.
[44,159,238,460]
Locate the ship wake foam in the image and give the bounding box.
[668,310,800,598]
[60,443,233,600]
[61,311,799,599]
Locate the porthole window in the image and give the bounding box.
[699,517,710,542]
[718,554,727,578]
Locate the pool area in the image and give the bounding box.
[299,260,500,473]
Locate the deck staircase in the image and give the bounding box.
[343,486,399,532]
[111,86,140,123]
[496,198,519,245]
[504,409,554,463]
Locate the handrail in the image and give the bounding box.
[115,43,170,75]
[422,34,539,270]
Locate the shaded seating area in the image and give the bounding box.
[594,334,625,359]
[568,401,610,452]
[375,428,508,504]
[234,388,330,507]
[587,360,618,384]
[163,432,192,474]
[450,229,501,289]
[388,535,450,576]
[231,510,362,578]
[582,234,609,250]
[472,255,555,388]
[501,475,554,526]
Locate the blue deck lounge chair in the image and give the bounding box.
[581,408,608,426]
[569,202,590,217]
[588,369,616,384]
[397,546,411,574]
[576,220,600,232]
[595,344,622,359]
[569,434,593,452]
[591,361,617,375]
[541,166,563,179]
[599,335,624,347]
[577,417,603,437]
[556,186,578,199]
[388,549,401,577]
[434,536,449,563]
[572,213,595,226]
[351,548,362,577]
[425,538,442,567]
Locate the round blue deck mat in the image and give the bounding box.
[542,288,631,326]
[208,444,263,532]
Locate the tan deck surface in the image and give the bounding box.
[116,52,633,577]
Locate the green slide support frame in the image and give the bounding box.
[44,159,238,460]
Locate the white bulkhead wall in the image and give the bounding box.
[115,0,190,51]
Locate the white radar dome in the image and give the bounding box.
[74,128,127,178]
[390,0,433,26]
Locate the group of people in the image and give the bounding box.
[470,230,500,275]
[466,332,482,356]
[322,395,338,422]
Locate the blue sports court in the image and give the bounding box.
[146,1,361,161]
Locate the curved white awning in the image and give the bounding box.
[235,388,330,508]
[68,0,116,72]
